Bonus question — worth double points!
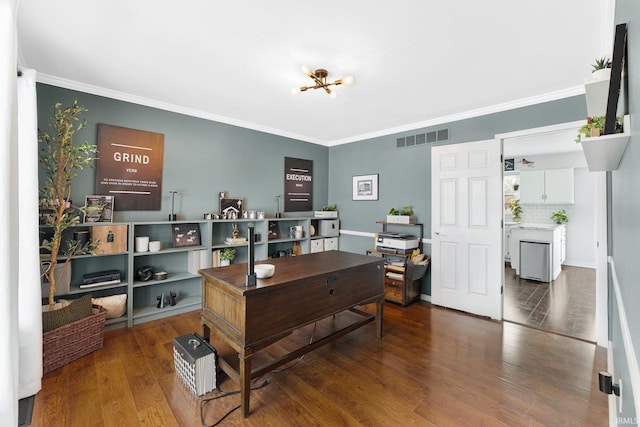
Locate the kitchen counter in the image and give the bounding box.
[509,223,566,281]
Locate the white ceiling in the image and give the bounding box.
[17,0,613,146]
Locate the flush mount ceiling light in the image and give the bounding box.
[291,66,354,98]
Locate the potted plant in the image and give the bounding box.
[39,100,98,310]
[591,57,611,81]
[508,199,522,222]
[314,204,338,218]
[551,209,568,224]
[387,205,416,224]
[220,248,236,266]
[575,116,623,142]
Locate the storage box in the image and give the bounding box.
[92,224,128,254]
[386,215,416,224]
[318,219,339,237]
[173,333,216,396]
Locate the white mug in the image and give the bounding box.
[148,240,161,252]
[135,236,150,252]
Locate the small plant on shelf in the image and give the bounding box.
[508,199,522,222]
[575,116,623,142]
[592,57,611,72]
[551,209,568,224]
[39,100,98,309]
[320,204,337,211]
[220,248,236,262]
[389,206,414,216]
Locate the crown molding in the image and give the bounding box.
[36,73,583,148]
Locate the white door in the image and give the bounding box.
[431,139,503,320]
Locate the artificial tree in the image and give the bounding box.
[39,100,98,309]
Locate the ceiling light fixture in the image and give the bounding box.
[291,66,354,98]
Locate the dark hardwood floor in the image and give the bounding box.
[32,301,608,426]
[504,264,596,342]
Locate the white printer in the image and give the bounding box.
[375,232,420,254]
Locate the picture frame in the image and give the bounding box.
[172,223,201,248]
[83,195,114,223]
[352,174,379,201]
[219,197,244,219]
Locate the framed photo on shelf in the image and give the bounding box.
[83,195,114,223]
[172,223,201,247]
[219,197,244,219]
[352,174,378,201]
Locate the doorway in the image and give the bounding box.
[496,121,606,344]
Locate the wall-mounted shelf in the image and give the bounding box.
[581,115,631,172]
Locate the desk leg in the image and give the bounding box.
[202,323,210,341]
[376,299,384,338]
[239,353,252,417]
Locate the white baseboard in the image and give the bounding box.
[420,294,431,303]
[562,259,597,269]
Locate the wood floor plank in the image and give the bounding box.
[32,302,608,426]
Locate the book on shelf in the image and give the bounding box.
[188,249,208,274]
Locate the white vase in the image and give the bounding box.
[220,260,230,267]
[591,68,611,81]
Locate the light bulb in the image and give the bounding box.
[300,65,311,76]
[328,89,336,98]
[341,75,355,85]
[291,86,301,95]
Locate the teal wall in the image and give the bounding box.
[36,84,330,222]
[329,96,587,294]
[39,84,589,297]
[610,0,640,420]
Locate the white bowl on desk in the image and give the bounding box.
[254,264,275,279]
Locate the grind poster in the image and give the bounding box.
[95,124,164,210]
[284,157,312,212]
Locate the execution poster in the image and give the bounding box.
[284,157,312,212]
[95,124,164,211]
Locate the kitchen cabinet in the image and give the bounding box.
[509,224,566,281]
[519,168,574,204]
[504,223,517,262]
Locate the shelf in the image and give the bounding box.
[132,271,200,288]
[581,115,631,172]
[132,245,206,256]
[132,295,201,324]
[70,281,129,294]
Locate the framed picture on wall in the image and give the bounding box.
[353,174,379,201]
[83,195,114,223]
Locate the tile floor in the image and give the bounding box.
[504,263,596,342]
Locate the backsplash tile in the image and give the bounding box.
[517,204,565,224]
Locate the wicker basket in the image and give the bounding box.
[43,305,107,374]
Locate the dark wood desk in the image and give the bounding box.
[199,251,385,417]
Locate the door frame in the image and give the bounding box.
[496,120,608,347]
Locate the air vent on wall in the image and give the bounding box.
[396,127,449,148]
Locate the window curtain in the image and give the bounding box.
[0,0,42,424]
